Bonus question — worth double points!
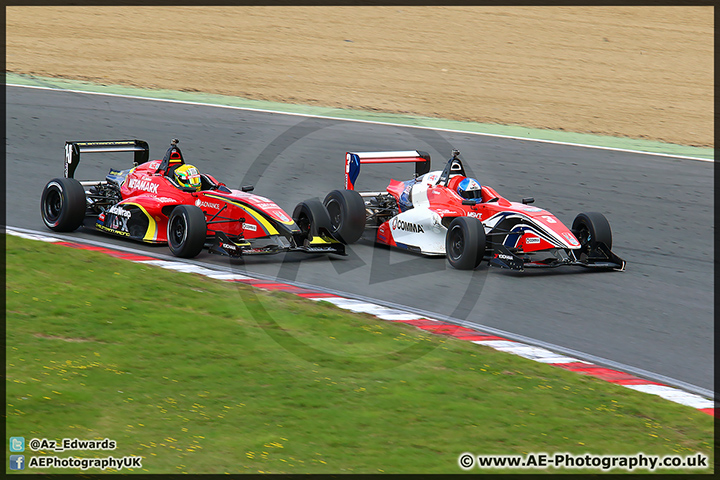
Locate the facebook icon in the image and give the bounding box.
[10,455,25,470]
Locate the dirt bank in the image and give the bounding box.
[6,6,713,147]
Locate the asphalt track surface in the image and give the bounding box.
[6,85,713,392]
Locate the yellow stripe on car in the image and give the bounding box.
[204,195,280,236]
[125,202,157,241]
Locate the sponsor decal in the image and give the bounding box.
[494,253,514,261]
[155,197,177,204]
[391,217,425,233]
[522,206,542,212]
[562,232,580,246]
[243,223,258,232]
[525,237,541,244]
[109,215,129,232]
[107,205,131,218]
[464,178,481,191]
[305,246,334,252]
[222,243,238,251]
[195,199,222,209]
[127,178,158,194]
[467,212,482,219]
[77,141,133,147]
[257,202,278,209]
[426,173,438,183]
[275,212,290,222]
[148,160,161,169]
[97,224,129,236]
[101,205,131,233]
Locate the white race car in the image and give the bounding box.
[321,149,626,271]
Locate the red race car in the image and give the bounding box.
[41,139,345,258]
[321,149,626,271]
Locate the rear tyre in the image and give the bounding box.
[40,177,87,232]
[571,212,612,254]
[167,205,206,258]
[292,198,332,241]
[323,189,365,243]
[445,217,486,270]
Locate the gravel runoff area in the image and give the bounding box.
[6,6,713,147]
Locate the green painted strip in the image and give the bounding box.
[7,72,713,161]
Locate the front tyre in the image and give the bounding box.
[167,205,207,258]
[445,217,486,270]
[571,212,612,254]
[292,198,333,242]
[40,177,87,232]
[323,189,365,243]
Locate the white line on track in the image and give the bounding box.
[7,83,713,163]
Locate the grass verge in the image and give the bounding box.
[5,235,714,474]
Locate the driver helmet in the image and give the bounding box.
[175,164,201,191]
[457,177,483,202]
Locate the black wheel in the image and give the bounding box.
[445,217,486,270]
[571,212,612,254]
[292,198,333,241]
[167,205,207,258]
[40,177,86,232]
[323,189,365,243]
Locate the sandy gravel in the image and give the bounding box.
[6,6,713,147]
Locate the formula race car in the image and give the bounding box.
[40,139,345,258]
[320,149,626,271]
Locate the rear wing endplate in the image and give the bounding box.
[64,140,149,178]
[345,150,431,190]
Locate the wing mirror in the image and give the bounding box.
[462,199,476,206]
[521,197,535,204]
[241,185,254,192]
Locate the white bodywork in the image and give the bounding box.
[388,207,447,255]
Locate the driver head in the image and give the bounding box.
[457,177,483,203]
[175,164,201,191]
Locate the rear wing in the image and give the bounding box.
[345,150,431,190]
[64,140,149,178]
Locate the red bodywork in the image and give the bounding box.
[375,171,580,255]
[101,159,298,244]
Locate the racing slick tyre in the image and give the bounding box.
[572,212,612,254]
[40,177,87,232]
[445,217,486,270]
[167,205,207,258]
[292,198,333,242]
[323,189,365,243]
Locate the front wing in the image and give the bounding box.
[488,243,626,272]
[208,231,346,257]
